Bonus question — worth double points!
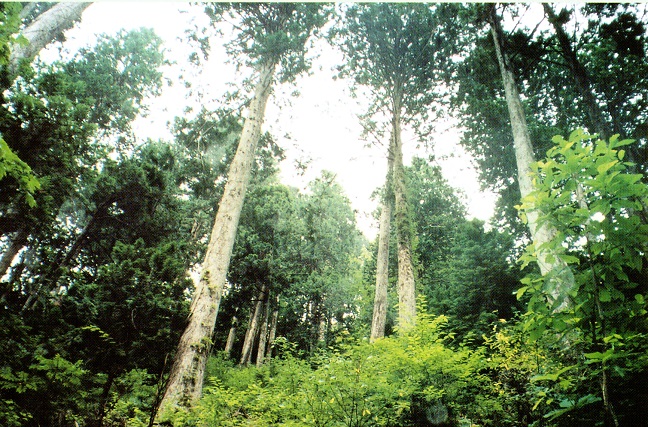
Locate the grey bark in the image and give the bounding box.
[9,2,92,76]
[0,229,28,280]
[489,5,575,310]
[266,295,279,359]
[156,61,275,415]
[240,284,267,366]
[255,292,270,367]
[224,315,238,358]
[392,96,417,330]
[370,135,394,341]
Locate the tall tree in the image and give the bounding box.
[284,171,363,351]
[334,3,457,330]
[487,4,575,310]
[370,140,393,341]
[157,4,329,414]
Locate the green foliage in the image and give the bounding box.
[61,28,167,137]
[0,136,39,206]
[219,170,364,357]
[204,3,330,82]
[0,27,167,241]
[170,308,555,427]
[332,3,464,147]
[517,129,648,424]
[102,369,159,427]
[0,3,24,68]
[0,353,94,427]
[0,4,39,206]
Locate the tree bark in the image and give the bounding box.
[392,97,417,330]
[241,284,267,366]
[9,2,92,77]
[489,5,575,310]
[240,285,266,366]
[370,136,394,341]
[224,315,238,358]
[156,61,276,415]
[266,295,279,359]
[0,229,27,280]
[255,291,270,367]
[543,4,612,140]
[317,312,327,344]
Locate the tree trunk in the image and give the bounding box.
[255,291,271,367]
[156,61,275,416]
[392,98,417,330]
[318,313,327,344]
[9,2,92,76]
[266,295,279,359]
[224,315,238,358]
[0,229,28,280]
[489,5,575,310]
[240,284,267,366]
[370,136,394,341]
[543,4,612,140]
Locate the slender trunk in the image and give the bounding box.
[94,371,116,427]
[489,5,575,311]
[317,313,327,344]
[20,200,109,313]
[224,315,238,358]
[266,295,279,359]
[156,61,275,415]
[311,298,327,348]
[392,97,416,330]
[0,229,28,280]
[9,2,92,77]
[256,291,271,367]
[543,4,611,140]
[574,184,620,427]
[239,310,255,366]
[241,284,267,366]
[370,138,394,341]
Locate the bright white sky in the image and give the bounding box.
[43,2,497,240]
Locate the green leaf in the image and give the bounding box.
[608,137,635,149]
[597,160,618,174]
[516,286,529,300]
[599,288,612,302]
[531,365,574,383]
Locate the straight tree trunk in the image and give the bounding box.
[543,4,611,140]
[224,315,238,358]
[9,2,92,76]
[489,5,575,310]
[240,284,267,366]
[391,97,417,330]
[370,134,394,341]
[266,295,279,359]
[255,292,271,367]
[240,309,256,365]
[156,61,276,416]
[317,313,327,344]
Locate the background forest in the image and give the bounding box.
[1,2,647,427]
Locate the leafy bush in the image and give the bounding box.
[517,130,648,425]
[172,311,544,427]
